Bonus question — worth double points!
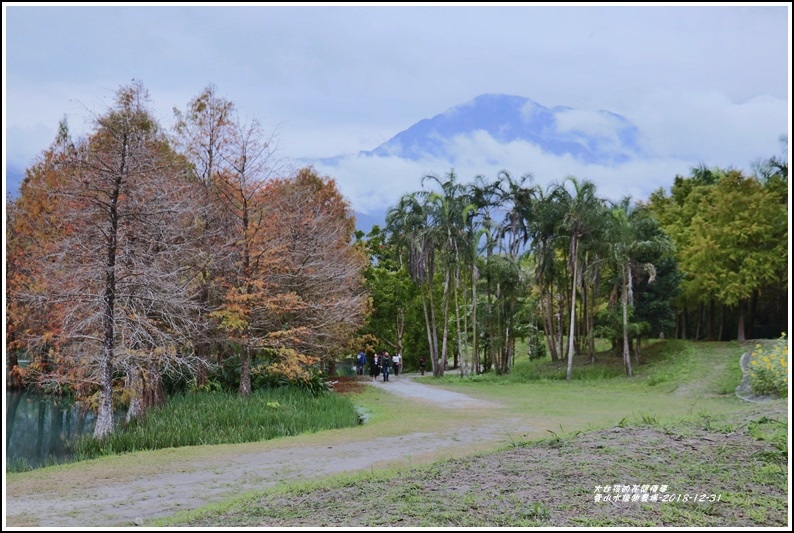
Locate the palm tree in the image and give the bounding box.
[493,171,538,373]
[549,176,605,381]
[528,186,565,362]
[385,192,440,374]
[466,176,503,373]
[606,197,673,375]
[416,170,473,376]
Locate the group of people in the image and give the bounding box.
[355,350,402,381]
[355,349,428,379]
[370,350,402,381]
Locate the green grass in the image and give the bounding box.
[6,339,786,528]
[68,387,360,465]
[153,401,788,527]
[415,340,745,420]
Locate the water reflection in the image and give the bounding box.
[5,391,125,471]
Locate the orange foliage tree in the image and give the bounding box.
[7,82,211,437]
[210,167,369,388]
[258,167,370,376]
[7,83,372,431]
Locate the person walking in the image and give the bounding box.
[381,351,392,382]
[356,349,366,376]
[392,352,402,376]
[418,355,426,376]
[370,352,380,381]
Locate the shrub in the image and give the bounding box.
[749,333,788,398]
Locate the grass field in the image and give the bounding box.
[148,339,789,527]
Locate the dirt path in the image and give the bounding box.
[4,374,524,528]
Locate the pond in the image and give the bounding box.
[5,390,126,471]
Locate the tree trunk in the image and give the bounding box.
[471,261,478,374]
[440,268,451,374]
[737,302,746,341]
[453,262,467,376]
[422,286,439,377]
[395,308,405,355]
[239,345,252,396]
[126,370,144,423]
[95,237,118,439]
[94,355,115,439]
[544,292,558,362]
[708,298,715,341]
[748,291,758,340]
[566,239,579,381]
[6,390,23,448]
[622,264,633,377]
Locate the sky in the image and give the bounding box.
[3,2,791,219]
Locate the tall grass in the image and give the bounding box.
[73,387,360,461]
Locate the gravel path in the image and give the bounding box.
[366,373,501,408]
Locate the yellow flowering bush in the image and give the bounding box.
[749,333,789,398]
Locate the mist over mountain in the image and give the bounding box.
[327,93,646,233]
[318,93,644,169]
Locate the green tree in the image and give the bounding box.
[604,199,674,375]
[527,185,566,362]
[468,176,503,372]
[493,171,538,373]
[386,192,442,374]
[466,175,503,373]
[682,170,787,340]
[355,226,424,364]
[420,171,475,375]
[646,166,722,339]
[548,177,606,381]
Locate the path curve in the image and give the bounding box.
[5,374,522,528]
[365,372,501,408]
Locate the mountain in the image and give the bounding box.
[318,93,643,168]
[317,93,644,233]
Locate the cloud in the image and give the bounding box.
[552,109,631,155]
[627,90,788,164]
[310,129,711,217]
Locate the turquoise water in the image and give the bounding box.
[5,390,125,471]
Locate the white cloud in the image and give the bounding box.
[552,109,629,154]
[553,109,620,136]
[309,130,717,216]
[626,90,788,165]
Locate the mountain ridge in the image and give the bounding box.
[316,93,643,168]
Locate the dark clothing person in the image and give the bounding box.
[381,353,392,382]
[418,356,426,376]
[370,354,380,380]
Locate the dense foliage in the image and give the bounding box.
[357,142,787,378]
